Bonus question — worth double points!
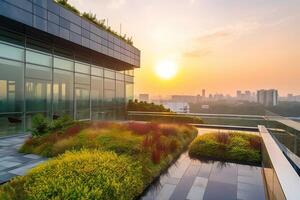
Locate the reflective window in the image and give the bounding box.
[75,85,90,120]
[0,58,24,113]
[91,76,103,114]
[75,62,90,74]
[125,75,134,83]
[126,83,133,101]
[75,73,90,85]
[104,78,115,90]
[54,57,74,71]
[116,81,125,104]
[104,90,115,106]
[25,79,51,113]
[125,69,134,76]
[53,69,74,116]
[116,72,124,81]
[26,64,52,80]
[26,50,52,66]
[91,66,103,77]
[0,42,24,61]
[104,69,115,79]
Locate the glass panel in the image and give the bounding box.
[0,58,24,113]
[104,69,115,79]
[75,85,90,120]
[25,79,51,114]
[54,57,74,71]
[0,42,24,61]
[116,72,124,81]
[26,50,52,66]
[53,69,74,117]
[91,76,103,118]
[91,66,103,77]
[125,75,134,83]
[91,77,103,111]
[75,73,90,85]
[116,81,125,104]
[125,69,134,76]
[104,90,115,107]
[126,83,133,102]
[26,64,52,80]
[104,78,115,90]
[75,62,90,74]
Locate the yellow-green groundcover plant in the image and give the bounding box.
[0,150,144,200]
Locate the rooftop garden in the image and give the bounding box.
[0,115,197,199]
[55,0,133,45]
[189,132,262,165]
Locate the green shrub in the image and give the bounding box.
[31,114,49,136]
[56,0,79,14]
[189,132,261,165]
[1,150,144,200]
[30,114,75,137]
[49,115,73,131]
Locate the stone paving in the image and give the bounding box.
[139,129,266,200]
[0,135,47,184]
[139,152,266,200]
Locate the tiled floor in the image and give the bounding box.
[139,129,266,200]
[0,135,47,183]
[139,152,265,200]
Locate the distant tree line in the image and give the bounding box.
[189,101,266,115]
[189,101,300,117]
[268,101,300,117]
[127,99,171,112]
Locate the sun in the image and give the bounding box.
[155,60,178,80]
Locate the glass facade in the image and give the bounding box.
[0,0,140,67]
[0,30,134,136]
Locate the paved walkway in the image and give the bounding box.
[0,135,47,184]
[139,152,266,200]
[140,128,266,200]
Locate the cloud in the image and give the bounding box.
[182,21,260,59]
[183,49,211,58]
[195,31,232,42]
[108,0,126,9]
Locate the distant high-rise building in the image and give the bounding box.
[257,89,278,106]
[202,89,206,98]
[245,90,251,101]
[139,94,149,102]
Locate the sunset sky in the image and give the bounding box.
[69,0,300,96]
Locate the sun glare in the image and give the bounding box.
[155,60,178,80]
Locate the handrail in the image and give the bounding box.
[127,111,265,119]
[259,125,300,200]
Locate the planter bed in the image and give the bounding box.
[189,132,261,165]
[0,120,197,200]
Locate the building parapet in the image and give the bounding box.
[0,0,140,67]
[259,125,300,200]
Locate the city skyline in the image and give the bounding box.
[68,0,300,96]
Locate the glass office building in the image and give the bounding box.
[0,0,140,135]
